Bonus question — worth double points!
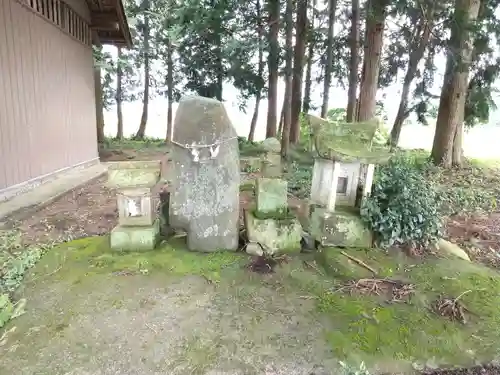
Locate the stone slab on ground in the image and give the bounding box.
[110,219,160,251]
[310,206,372,248]
[0,163,107,221]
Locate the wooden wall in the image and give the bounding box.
[0,0,98,194]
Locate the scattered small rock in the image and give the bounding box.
[435,239,471,261]
[300,232,318,252]
[245,242,264,256]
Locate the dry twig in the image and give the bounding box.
[339,251,377,275]
[432,290,472,324]
[333,278,415,302]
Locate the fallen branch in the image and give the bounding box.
[432,290,473,324]
[339,251,377,275]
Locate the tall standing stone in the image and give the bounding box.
[169,96,240,252]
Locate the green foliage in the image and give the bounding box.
[361,156,442,249]
[101,136,166,150]
[238,137,266,157]
[0,230,53,328]
[285,160,312,199]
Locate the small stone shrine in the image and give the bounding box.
[245,138,302,256]
[107,160,162,251]
[307,114,391,248]
[169,95,240,252]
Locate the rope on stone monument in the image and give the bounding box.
[170,136,238,162]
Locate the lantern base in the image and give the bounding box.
[110,219,160,251]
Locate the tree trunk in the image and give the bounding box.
[302,0,316,115]
[290,0,308,143]
[389,18,432,147]
[94,66,105,144]
[135,8,150,140]
[278,95,285,136]
[431,0,480,167]
[266,0,280,138]
[281,0,294,157]
[356,0,387,122]
[346,0,360,122]
[116,47,124,140]
[321,0,337,118]
[452,120,464,166]
[248,0,264,142]
[166,34,174,142]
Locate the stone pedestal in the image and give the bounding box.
[107,161,162,251]
[309,206,372,248]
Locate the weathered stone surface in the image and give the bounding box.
[110,219,160,251]
[169,96,240,251]
[307,114,391,164]
[260,137,282,178]
[261,137,281,153]
[244,210,302,255]
[310,158,361,209]
[256,178,288,214]
[310,206,372,248]
[107,160,161,189]
[246,242,264,256]
[116,187,156,227]
[435,239,471,261]
[315,247,374,280]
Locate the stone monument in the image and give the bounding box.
[169,95,240,252]
[244,139,302,256]
[107,160,162,251]
[307,115,391,248]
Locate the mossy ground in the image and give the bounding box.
[4,236,500,374]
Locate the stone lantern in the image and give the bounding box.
[307,115,391,248]
[107,160,162,251]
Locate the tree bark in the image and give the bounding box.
[278,94,285,136]
[266,0,280,138]
[431,0,480,167]
[94,66,105,143]
[346,0,360,122]
[116,47,124,140]
[321,0,337,118]
[166,34,174,142]
[389,17,432,147]
[248,0,264,142]
[290,0,308,143]
[135,6,151,140]
[281,0,294,157]
[452,120,464,166]
[302,0,316,115]
[356,0,387,122]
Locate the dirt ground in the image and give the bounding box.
[445,213,500,269]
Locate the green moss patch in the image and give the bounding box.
[313,247,500,368]
[29,236,244,284]
[17,236,500,371]
[252,207,296,222]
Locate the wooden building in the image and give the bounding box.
[0,0,131,201]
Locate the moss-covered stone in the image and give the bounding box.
[110,220,160,251]
[310,206,373,248]
[255,178,288,213]
[244,210,302,255]
[107,160,161,188]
